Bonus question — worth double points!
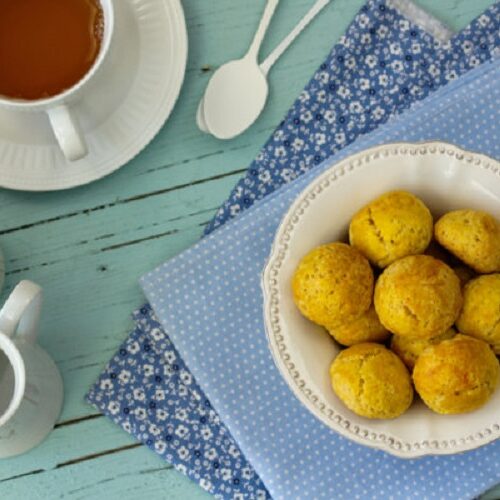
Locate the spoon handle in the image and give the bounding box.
[246,0,280,62]
[260,0,331,76]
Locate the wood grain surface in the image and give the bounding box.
[0,1,499,498]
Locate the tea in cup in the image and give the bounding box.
[0,0,115,161]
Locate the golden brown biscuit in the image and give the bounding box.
[413,335,499,414]
[330,343,413,419]
[349,191,433,268]
[327,306,390,346]
[435,210,500,273]
[374,255,462,339]
[292,243,373,328]
[456,274,500,354]
[391,328,456,370]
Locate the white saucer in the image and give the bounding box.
[0,0,187,191]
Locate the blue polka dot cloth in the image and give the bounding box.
[142,59,500,500]
[87,1,500,499]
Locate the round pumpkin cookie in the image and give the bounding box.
[434,209,500,273]
[292,243,373,328]
[413,335,499,414]
[327,306,390,347]
[349,190,433,268]
[374,255,462,339]
[456,274,500,354]
[330,343,413,419]
[391,328,456,370]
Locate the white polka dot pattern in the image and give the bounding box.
[141,59,500,500]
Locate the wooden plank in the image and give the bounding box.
[483,486,500,500]
[1,172,242,273]
[0,417,134,482]
[2,445,209,500]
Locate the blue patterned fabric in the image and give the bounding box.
[87,1,500,498]
[205,0,499,233]
[140,59,500,500]
[88,304,269,499]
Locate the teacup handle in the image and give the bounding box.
[47,105,88,162]
[0,281,42,345]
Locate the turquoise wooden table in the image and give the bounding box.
[0,1,499,498]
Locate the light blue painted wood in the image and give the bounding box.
[2,445,208,500]
[0,1,498,498]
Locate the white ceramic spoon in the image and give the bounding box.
[201,0,279,139]
[199,0,331,139]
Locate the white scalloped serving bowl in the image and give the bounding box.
[262,142,500,458]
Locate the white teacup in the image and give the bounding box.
[0,0,115,162]
[0,281,63,458]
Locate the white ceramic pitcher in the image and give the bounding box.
[0,281,63,458]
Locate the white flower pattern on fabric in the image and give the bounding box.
[204,0,499,235]
[87,305,269,499]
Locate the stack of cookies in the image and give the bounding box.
[292,191,500,419]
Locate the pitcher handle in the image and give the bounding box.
[0,281,42,345]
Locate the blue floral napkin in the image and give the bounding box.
[205,0,499,234]
[92,304,269,499]
[87,1,500,498]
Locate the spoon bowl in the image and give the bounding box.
[203,59,268,140]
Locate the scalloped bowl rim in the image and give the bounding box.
[262,141,500,458]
